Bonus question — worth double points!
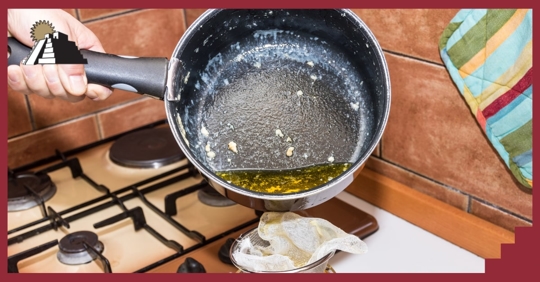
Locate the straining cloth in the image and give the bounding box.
[231,212,368,272]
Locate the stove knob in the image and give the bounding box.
[218,238,235,265]
[177,257,206,273]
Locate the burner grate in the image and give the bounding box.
[7,123,377,274]
[8,171,57,212]
[8,236,112,273]
[7,144,260,273]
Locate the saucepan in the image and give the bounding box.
[8,9,391,211]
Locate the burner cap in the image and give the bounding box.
[8,171,56,212]
[57,231,104,265]
[109,127,185,169]
[197,186,237,207]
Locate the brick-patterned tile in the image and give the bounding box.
[97,98,167,138]
[372,143,380,157]
[28,91,141,129]
[365,157,469,211]
[471,199,532,231]
[78,9,134,22]
[7,87,33,138]
[85,9,186,58]
[8,116,100,169]
[62,9,76,18]
[381,52,532,219]
[352,9,460,64]
[185,9,208,27]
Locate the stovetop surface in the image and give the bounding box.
[7,123,378,273]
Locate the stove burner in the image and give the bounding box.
[197,186,237,207]
[57,231,104,265]
[109,127,185,169]
[177,257,206,273]
[218,238,235,265]
[8,171,57,212]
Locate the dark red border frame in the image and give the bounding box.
[2,1,537,281]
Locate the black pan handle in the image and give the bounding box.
[7,37,168,100]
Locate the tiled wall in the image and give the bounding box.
[7,9,532,232]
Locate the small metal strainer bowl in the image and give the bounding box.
[229,228,336,273]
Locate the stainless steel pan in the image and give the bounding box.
[8,9,391,211]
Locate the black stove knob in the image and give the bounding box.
[177,257,206,273]
[218,238,235,265]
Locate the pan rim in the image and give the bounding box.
[165,8,391,201]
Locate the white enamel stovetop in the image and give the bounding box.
[7,137,258,273]
[7,125,485,274]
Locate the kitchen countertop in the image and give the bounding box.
[329,192,485,273]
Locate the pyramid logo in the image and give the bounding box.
[22,20,88,65]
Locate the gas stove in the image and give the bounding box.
[7,121,378,273]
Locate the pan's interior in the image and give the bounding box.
[170,9,389,180]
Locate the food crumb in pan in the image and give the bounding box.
[296,90,303,96]
[228,141,238,153]
[275,129,284,138]
[205,142,211,152]
[350,102,360,111]
[201,126,209,137]
[307,61,314,67]
[310,74,317,81]
[286,136,292,142]
[328,156,335,163]
[235,54,245,62]
[286,147,295,157]
[207,151,216,159]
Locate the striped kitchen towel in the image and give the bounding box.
[439,9,533,190]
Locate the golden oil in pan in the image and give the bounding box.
[215,163,352,194]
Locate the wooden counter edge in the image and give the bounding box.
[346,168,515,259]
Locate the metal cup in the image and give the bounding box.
[230,228,336,273]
